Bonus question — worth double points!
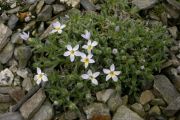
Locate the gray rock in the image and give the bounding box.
[31,101,54,120]
[36,0,45,14]
[22,77,33,91]
[8,14,18,29]
[112,105,143,120]
[0,112,23,120]
[150,98,166,106]
[164,96,180,116]
[107,93,122,112]
[0,68,14,86]
[0,94,13,103]
[0,87,21,94]
[165,4,179,19]
[16,68,29,79]
[11,32,23,44]
[20,89,46,120]
[130,103,145,117]
[132,0,158,10]
[52,4,66,14]
[139,90,155,105]
[80,0,96,11]
[9,87,25,102]
[96,89,115,103]
[83,103,110,119]
[168,26,178,39]
[26,0,37,4]
[37,5,52,21]
[14,46,32,68]
[0,23,12,51]
[6,7,20,14]
[38,22,45,34]
[23,21,36,31]
[45,0,55,4]
[153,75,180,104]
[122,95,128,105]
[0,42,14,64]
[167,0,180,10]
[149,106,161,115]
[144,104,151,112]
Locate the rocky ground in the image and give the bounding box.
[0,0,180,120]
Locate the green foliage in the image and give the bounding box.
[29,0,171,110]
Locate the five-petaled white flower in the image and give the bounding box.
[81,70,100,85]
[82,40,98,54]
[51,21,66,34]
[80,53,95,68]
[34,67,48,85]
[20,32,30,41]
[103,64,121,82]
[81,30,91,40]
[64,45,81,62]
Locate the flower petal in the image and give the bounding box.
[87,40,92,45]
[88,54,93,58]
[110,64,115,71]
[36,79,41,85]
[87,70,92,76]
[93,72,100,78]
[50,29,57,34]
[80,53,86,58]
[103,69,110,74]
[91,79,98,85]
[81,74,89,79]
[89,59,95,63]
[82,45,88,49]
[61,24,66,29]
[114,71,121,75]
[85,63,89,68]
[112,76,118,82]
[37,67,41,74]
[64,51,70,56]
[52,22,60,28]
[42,75,48,82]
[106,75,111,81]
[58,30,62,34]
[70,55,75,62]
[73,44,79,51]
[66,45,72,50]
[74,51,82,56]
[92,41,98,46]
[34,75,38,81]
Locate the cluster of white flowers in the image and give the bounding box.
[20,21,122,86]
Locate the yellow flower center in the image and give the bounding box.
[70,50,75,55]
[109,71,115,77]
[87,45,93,51]
[55,27,61,31]
[89,76,94,79]
[38,74,43,80]
[84,58,89,63]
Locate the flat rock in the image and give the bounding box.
[0,68,14,86]
[149,105,161,115]
[140,90,155,105]
[130,103,145,117]
[0,94,13,103]
[9,87,25,102]
[20,88,46,120]
[52,4,66,14]
[107,93,122,112]
[164,96,180,116]
[153,75,180,104]
[0,42,14,64]
[112,105,143,120]
[83,103,110,119]
[80,0,96,11]
[45,0,55,4]
[31,101,54,120]
[11,32,23,44]
[132,0,158,10]
[96,89,115,103]
[0,23,12,51]
[0,112,23,120]
[37,5,52,21]
[8,14,18,29]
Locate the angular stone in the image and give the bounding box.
[80,0,96,11]
[0,42,14,64]
[0,23,12,51]
[16,68,29,79]
[83,103,110,119]
[112,105,143,120]
[132,0,158,10]
[0,112,23,120]
[9,87,25,102]
[149,106,161,115]
[130,103,145,117]
[0,87,21,94]
[168,26,178,39]
[14,46,32,68]
[0,94,13,103]
[20,89,46,120]
[11,32,23,44]
[140,90,155,105]
[37,5,52,21]
[31,101,54,120]
[107,93,122,112]
[52,4,66,14]
[164,96,180,116]
[153,75,180,104]
[150,98,166,107]
[0,68,14,86]
[96,89,115,103]
[36,0,44,14]
[8,14,18,29]
[45,0,55,4]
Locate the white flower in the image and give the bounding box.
[25,16,31,22]
[34,67,48,85]
[140,65,145,70]
[103,64,121,82]
[80,53,95,68]
[81,70,100,85]
[82,40,98,54]
[64,44,81,62]
[20,32,30,41]
[112,48,118,54]
[51,21,66,34]
[81,30,91,40]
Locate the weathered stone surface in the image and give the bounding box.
[153,75,180,104]
[31,101,54,120]
[140,90,155,105]
[150,98,166,106]
[130,103,145,117]
[132,0,158,10]
[107,93,122,112]
[45,0,55,4]
[36,0,44,14]
[0,112,23,120]
[0,87,21,94]
[0,42,14,64]
[149,106,161,115]
[8,14,18,29]
[112,105,143,120]
[80,0,96,11]
[164,96,180,116]
[167,0,180,10]
[16,68,29,79]
[0,23,12,51]
[52,4,66,14]
[20,89,46,120]
[0,94,13,103]
[0,68,14,86]
[84,103,110,119]
[11,32,23,44]
[14,46,32,68]
[9,87,25,102]
[96,89,115,103]
[168,26,178,39]
[37,5,52,21]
